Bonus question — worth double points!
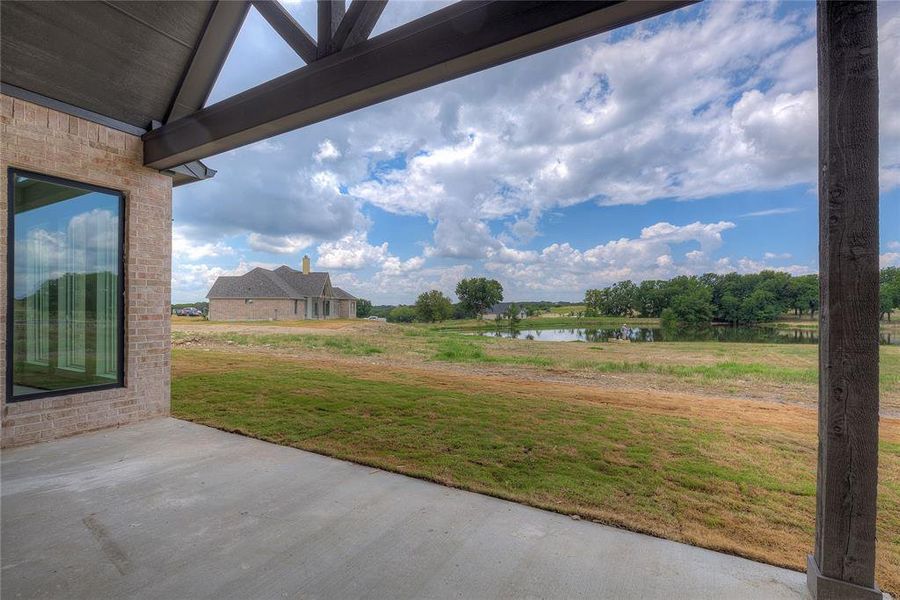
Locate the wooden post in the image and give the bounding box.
[809,2,882,599]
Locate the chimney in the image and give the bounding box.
[302,255,311,274]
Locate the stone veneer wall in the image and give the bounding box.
[1,95,172,447]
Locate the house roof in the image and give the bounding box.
[332,287,357,300]
[207,266,348,300]
[273,266,330,298]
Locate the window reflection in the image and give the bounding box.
[10,171,123,399]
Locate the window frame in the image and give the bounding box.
[6,168,127,403]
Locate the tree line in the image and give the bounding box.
[355,267,900,326]
[358,277,559,323]
[585,267,900,326]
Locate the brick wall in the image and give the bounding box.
[1,95,172,447]
[338,299,357,319]
[208,298,303,321]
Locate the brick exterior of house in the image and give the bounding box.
[207,298,305,321]
[1,95,172,447]
[337,299,356,319]
[207,298,353,321]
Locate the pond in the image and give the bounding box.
[476,325,900,345]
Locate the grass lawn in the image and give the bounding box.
[172,347,900,594]
[173,320,900,412]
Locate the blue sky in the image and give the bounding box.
[171,0,900,304]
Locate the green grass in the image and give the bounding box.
[175,331,383,356]
[172,349,805,510]
[567,359,817,384]
[171,349,900,593]
[431,338,553,367]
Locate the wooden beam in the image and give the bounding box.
[252,0,318,64]
[333,0,388,52]
[808,2,883,599]
[318,0,346,58]
[144,0,694,170]
[167,0,251,122]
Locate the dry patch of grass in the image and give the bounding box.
[172,348,900,594]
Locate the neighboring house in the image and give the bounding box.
[481,302,528,321]
[207,256,357,321]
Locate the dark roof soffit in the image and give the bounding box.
[1,83,147,136]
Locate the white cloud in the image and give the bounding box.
[482,221,737,293]
[246,233,313,254]
[316,230,463,302]
[247,139,284,154]
[741,207,800,218]
[343,3,821,259]
[316,231,389,269]
[882,252,900,268]
[171,1,900,303]
[734,258,812,276]
[340,2,899,262]
[173,226,235,259]
[315,139,341,162]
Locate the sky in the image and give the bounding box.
[171,0,900,305]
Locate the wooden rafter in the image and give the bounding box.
[332,0,388,52]
[144,1,695,170]
[317,0,346,57]
[253,0,318,64]
[167,0,251,122]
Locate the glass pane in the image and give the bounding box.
[11,172,122,398]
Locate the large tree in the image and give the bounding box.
[585,280,637,317]
[415,290,453,322]
[663,277,714,326]
[356,299,373,318]
[882,267,900,321]
[788,275,819,318]
[455,277,503,318]
[387,306,416,323]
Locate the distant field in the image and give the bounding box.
[171,339,900,594]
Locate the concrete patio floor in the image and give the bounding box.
[1,418,808,599]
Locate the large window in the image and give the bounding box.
[7,169,124,401]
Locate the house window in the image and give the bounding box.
[7,169,125,401]
[293,299,298,315]
[313,301,318,317]
[325,300,330,316]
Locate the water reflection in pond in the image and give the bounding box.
[477,326,899,345]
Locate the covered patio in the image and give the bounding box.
[1,0,887,598]
[1,418,807,599]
